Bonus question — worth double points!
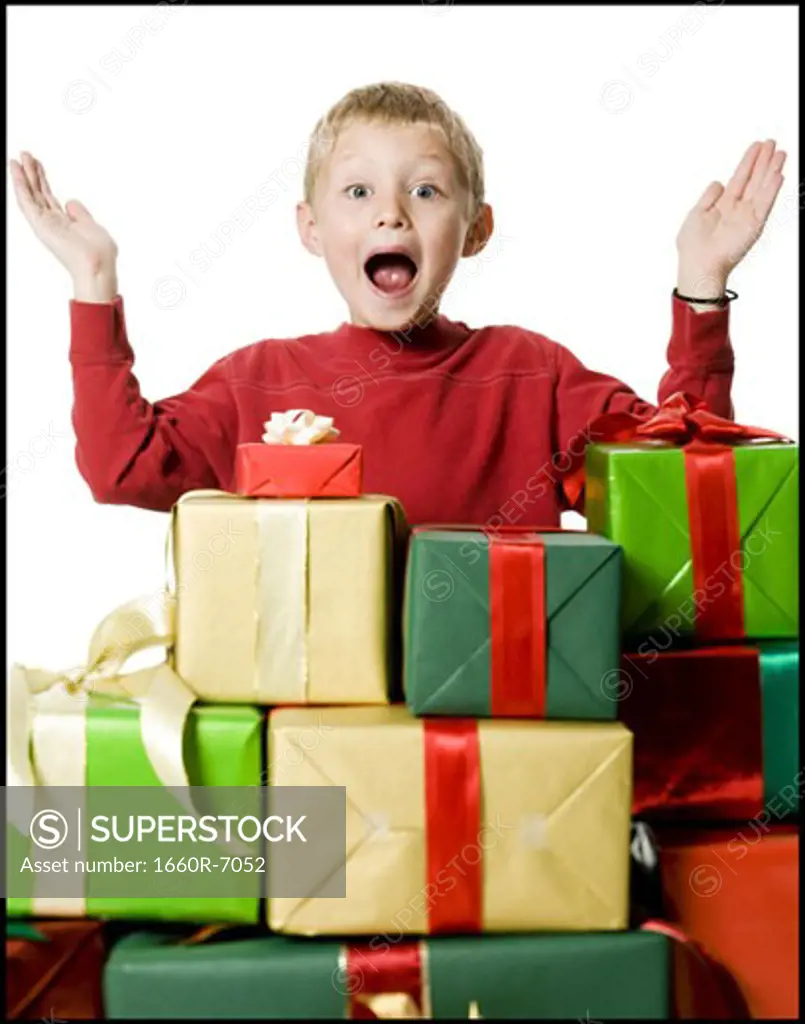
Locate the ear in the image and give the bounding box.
[296,201,323,257]
[462,203,494,258]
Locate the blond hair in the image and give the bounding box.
[303,82,485,220]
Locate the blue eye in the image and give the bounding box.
[412,184,439,199]
[346,185,370,199]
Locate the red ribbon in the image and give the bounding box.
[640,920,750,1020]
[584,391,784,448]
[411,524,581,717]
[424,720,483,933]
[489,534,546,717]
[562,391,789,509]
[345,941,424,1019]
[562,392,790,640]
[684,444,745,639]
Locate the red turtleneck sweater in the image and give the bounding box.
[69,294,733,526]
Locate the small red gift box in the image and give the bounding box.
[235,442,363,498]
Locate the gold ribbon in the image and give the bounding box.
[8,596,197,811]
[8,596,197,916]
[355,995,483,1019]
[177,924,234,946]
[355,993,423,1018]
[254,502,309,702]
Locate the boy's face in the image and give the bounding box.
[297,119,493,331]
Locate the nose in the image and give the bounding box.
[373,195,409,231]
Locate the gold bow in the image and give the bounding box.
[8,594,196,792]
[262,409,340,445]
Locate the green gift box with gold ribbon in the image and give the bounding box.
[573,394,798,643]
[103,928,672,1019]
[7,599,262,923]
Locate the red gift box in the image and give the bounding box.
[655,825,799,1019]
[618,644,798,822]
[6,921,106,1020]
[619,647,764,821]
[234,442,363,498]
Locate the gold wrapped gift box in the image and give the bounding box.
[170,491,406,705]
[268,706,632,935]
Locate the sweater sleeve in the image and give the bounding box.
[70,295,240,512]
[554,292,735,513]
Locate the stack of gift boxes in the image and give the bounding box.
[581,399,800,1021]
[7,400,798,1020]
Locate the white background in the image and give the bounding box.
[7,3,799,675]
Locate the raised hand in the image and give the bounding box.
[10,151,119,283]
[676,139,786,296]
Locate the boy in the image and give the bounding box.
[10,82,786,527]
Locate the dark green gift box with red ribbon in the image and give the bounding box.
[575,393,798,643]
[402,527,622,719]
[103,928,672,1019]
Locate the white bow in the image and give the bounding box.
[262,410,340,446]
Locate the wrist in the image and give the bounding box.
[676,267,729,314]
[72,270,119,304]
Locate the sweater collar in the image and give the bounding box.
[330,313,471,364]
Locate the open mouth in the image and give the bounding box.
[364,250,419,296]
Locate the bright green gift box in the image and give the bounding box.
[7,700,263,924]
[103,929,671,1019]
[8,598,263,924]
[585,441,798,643]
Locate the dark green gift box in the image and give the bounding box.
[403,529,622,719]
[103,929,670,1019]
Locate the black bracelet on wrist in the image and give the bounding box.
[673,287,738,307]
